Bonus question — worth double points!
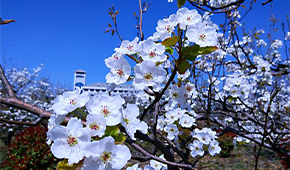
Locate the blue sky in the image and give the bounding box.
[1,0,289,90]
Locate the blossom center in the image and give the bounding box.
[199,34,206,41]
[113,54,120,60]
[187,16,192,21]
[144,73,153,80]
[172,92,178,98]
[124,118,129,124]
[89,123,100,130]
[67,135,78,146]
[127,45,133,51]
[101,106,110,117]
[100,152,112,163]
[69,99,76,105]
[116,69,124,76]
[149,51,157,58]
[166,25,171,32]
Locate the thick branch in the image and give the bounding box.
[126,138,193,169]
[0,64,16,98]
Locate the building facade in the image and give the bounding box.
[73,70,136,97]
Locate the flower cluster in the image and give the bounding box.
[47,6,222,170]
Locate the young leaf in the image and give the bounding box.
[161,36,179,47]
[177,59,190,74]
[177,0,186,8]
[115,133,126,144]
[105,126,120,138]
[182,45,218,61]
[165,46,174,54]
[57,160,83,170]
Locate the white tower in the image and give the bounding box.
[74,70,86,90]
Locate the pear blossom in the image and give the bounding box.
[157,115,166,130]
[50,118,91,165]
[121,104,148,140]
[52,88,90,115]
[105,58,131,85]
[140,39,167,62]
[149,155,167,170]
[105,52,125,67]
[186,23,217,47]
[208,140,221,156]
[177,70,190,81]
[115,37,140,55]
[168,85,186,104]
[126,163,142,170]
[46,114,65,144]
[154,14,178,40]
[83,137,131,170]
[86,114,106,137]
[133,61,167,91]
[176,7,201,30]
[188,140,204,157]
[86,94,125,126]
[179,114,196,128]
[164,123,178,140]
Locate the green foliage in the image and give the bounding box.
[161,36,179,47]
[182,45,218,61]
[1,125,58,170]
[165,46,174,55]
[177,59,190,74]
[217,132,237,158]
[177,0,186,8]
[104,125,126,144]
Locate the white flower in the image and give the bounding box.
[179,114,196,128]
[115,37,140,55]
[52,88,90,115]
[164,123,178,140]
[105,58,131,85]
[157,115,166,130]
[285,31,290,41]
[176,7,201,30]
[86,95,125,126]
[50,118,91,165]
[46,114,65,144]
[133,61,167,91]
[105,52,125,67]
[121,104,148,140]
[195,131,211,145]
[149,155,167,170]
[188,140,204,157]
[86,114,106,137]
[208,140,221,156]
[83,137,131,170]
[154,14,178,40]
[140,39,167,62]
[177,70,190,81]
[168,85,186,104]
[126,163,142,170]
[186,23,217,47]
[165,109,180,124]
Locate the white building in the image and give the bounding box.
[73,70,136,97]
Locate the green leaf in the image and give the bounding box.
[165,46,174,54]
[104,126,120,138]
[57,160,83,170]
[177,59,190,74]
[115,133,126,144]
[182,45,218,61]
[177,0,186,8]
[161,36,179,47]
